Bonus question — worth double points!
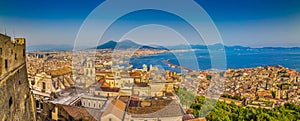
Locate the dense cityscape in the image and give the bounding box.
[1,0,300,121]
[1,33,299,120]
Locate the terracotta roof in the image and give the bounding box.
[130,71,142,77]
[111,100,126,110]
[118,96,131,103]
[47,68,71,77]
[128,101,185,118]
[100,87,120,92]
[98,77,105,84]
[61,105,102,121]
[183,114,195,120]
[102,100,126,120]
[102,82,110,87]
[256,91,272,97]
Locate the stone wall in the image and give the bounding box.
[0,33,36,121]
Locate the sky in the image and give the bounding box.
[0,0,300,47]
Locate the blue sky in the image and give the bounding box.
[0,0,300,47]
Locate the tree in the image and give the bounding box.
[189,96,300,121]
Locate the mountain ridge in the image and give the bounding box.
[27,42,300,51]
[96,40,167,50]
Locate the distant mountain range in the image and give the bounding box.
[168,43,300,50]
[27,41,300,51]
[95,40,168,50]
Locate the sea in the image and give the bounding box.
[130,48,300,73]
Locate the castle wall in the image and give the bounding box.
[0,33,36,121]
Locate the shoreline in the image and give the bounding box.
[162,59,194,72]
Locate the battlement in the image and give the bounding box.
[13,38,26,45]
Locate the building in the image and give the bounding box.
[125,99,185,121]
[83,58,96,86]
[101,99,126,121]
[0,33,36,120]
[80,95,108,109]
[33,68,74,94]
[42,103,102,121]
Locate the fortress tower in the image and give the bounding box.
[0,33,36,120]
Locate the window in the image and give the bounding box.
[109,118,112,121]
[15,53,17,60]
[23,49,25,56]
[0,48,2,55]
[42,82,46,90]
[36,100,39,108]
[5,59,8,70]
[9,97,13,108]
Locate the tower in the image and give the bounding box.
[0,33,36,120]
[265,78,270,90]
[142,64,147,72]
[84,58,95,77]
[83,58,96,86]
[149,64,153,71]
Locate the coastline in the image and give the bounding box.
[163,59,194,72]
[131,48,300,72]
